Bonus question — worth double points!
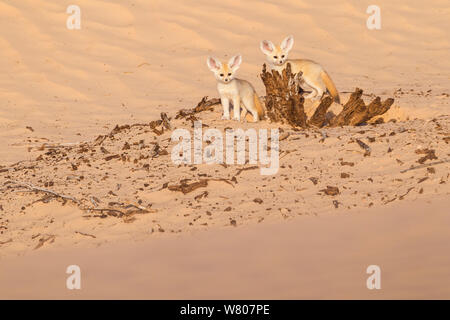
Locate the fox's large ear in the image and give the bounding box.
[281,35,294,52]
[260,40,275,55]
[228,54,242,72]
[207,56,222,71]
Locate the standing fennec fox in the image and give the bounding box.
[260,35,340,104]
[207,55,264,122]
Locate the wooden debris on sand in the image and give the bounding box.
[260,63,307,128]
[168,179,208,194]
[329,89,394,127]
[175,96,220,120]
[320,186,340,196]
[415,148,438,164]
[260,63,394,128]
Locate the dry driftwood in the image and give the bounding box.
[260,61,394,128]
[415,148,438,164]
[355,138,371,156]
[160,112,172,130]
[320,186,340,196]
[175,96,220,119]
[400,159,448,173]
[329,88,394,127]
[168,179,208,194]
[308,96,333,127]
[34,234,56,250]
[235,166,259,176]
[167,177,235,194]
[260,63,307,128]
[9,180,79,203]
[75,231,97,238]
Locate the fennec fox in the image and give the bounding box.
[260,35,340,104]
[207,54,264,122]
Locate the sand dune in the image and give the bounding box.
[1,0,449,164]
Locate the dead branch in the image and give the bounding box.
[160,112,172,130]
[193,96,220,113]
[415,148,438,164]
[355,139,371,156]
[176,96,220,119]
[75,231,97,238]
[194,191,209,201]
[34,234,56,250]
[8,180,79,204]
[208,178,235,187]
[400,159,449,173]
[168,179,208,194]
[37,142,84,149]
[83,208,127,217]
[235,166,259,176]
[320,186,340,196]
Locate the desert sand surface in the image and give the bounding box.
[0,103,449,258]
[0,0,449,299]
[1,195,449,299]
[1,0,449,164]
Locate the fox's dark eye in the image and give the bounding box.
[228,73,232,76]
[220,73,224,77]
[281,55,285,58]
[273,56,278,59]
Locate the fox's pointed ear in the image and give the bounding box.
[228,54,242,72]
[260,40,275,55]
[207,56,221,71]
[281,35,294,52]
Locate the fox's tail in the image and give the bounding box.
[321,71,340,104]
[254,93,265,119]
[244,94,265,122]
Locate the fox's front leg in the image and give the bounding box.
[232,96,241,121]
[221,97,230,120]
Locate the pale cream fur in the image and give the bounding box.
[207,55,264,122]
[260,35,340,104]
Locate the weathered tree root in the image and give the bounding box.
[308,96,334,127]
[260,63,394,128]
[329,88,394,127]
[260,63,307,128]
